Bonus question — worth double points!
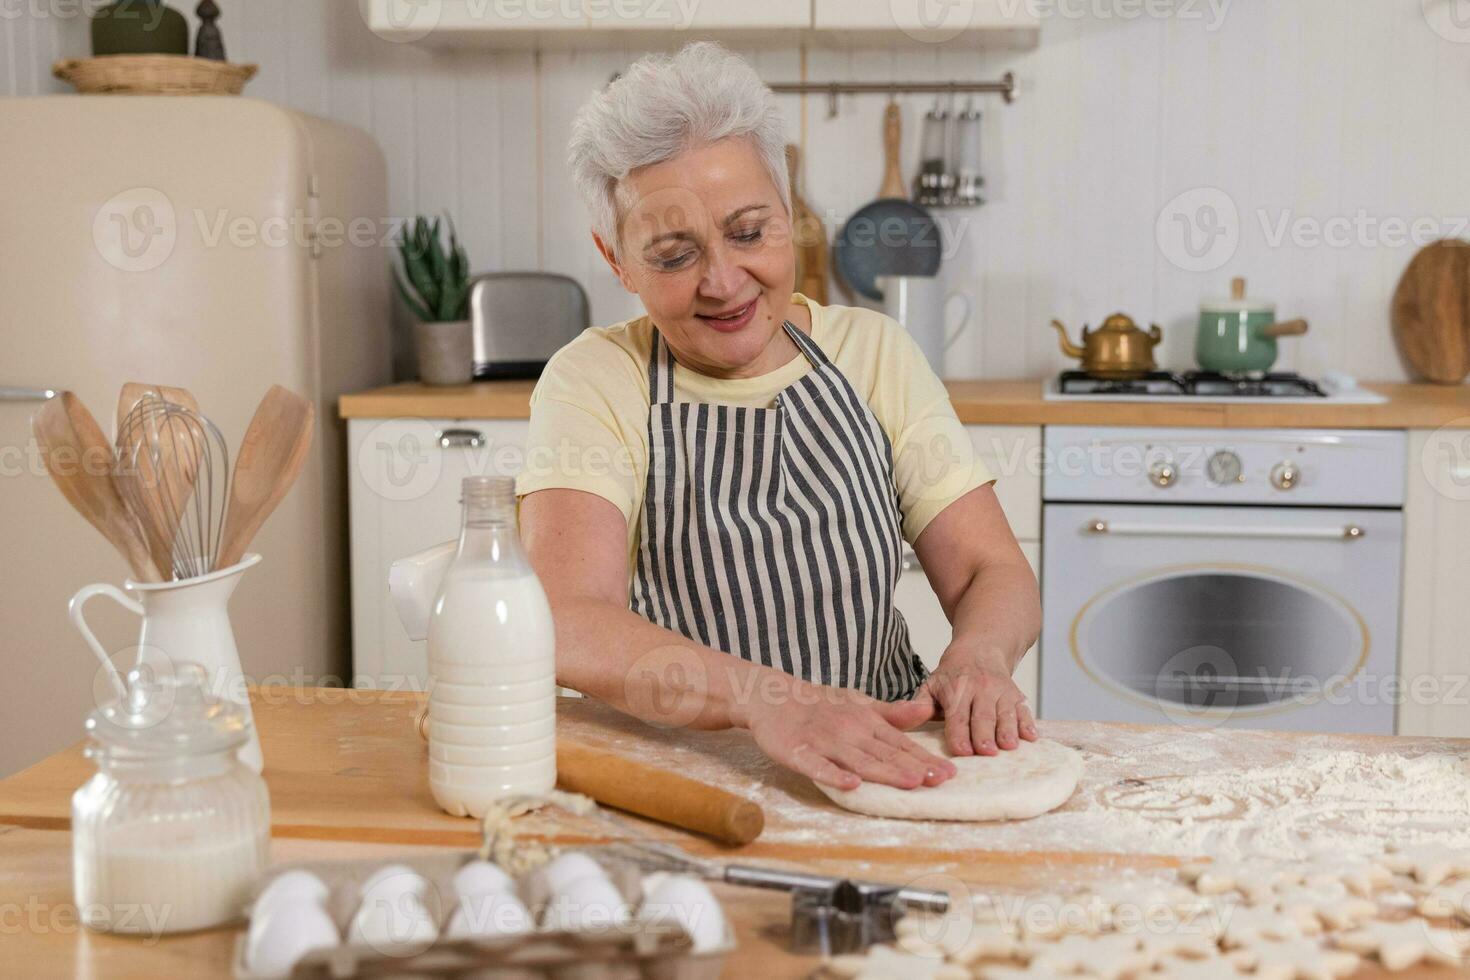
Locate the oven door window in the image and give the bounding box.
[1074,570,1366,714]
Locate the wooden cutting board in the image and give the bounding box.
[1392,239,1470,384]
[786,143,828,305]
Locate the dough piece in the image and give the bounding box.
[1027,932,1150,979]
[815,729,1083,821]
[1383,844,1470,888]
[1013,892,1109,940]
[1227,938,1359,980]
[1180,859,1302,903]
[977,962,1077,980]
[897,912,1027,964]
[1132,926,1222,961]
[1273,881,1378,931]
[1148,954,1254,978]
[1293,854,1392,897]
[1335,919,1470,970]
[1420,877,1470,922]
[821,945,969,980]
[1218,903,1312,948]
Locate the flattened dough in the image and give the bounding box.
[816,728,1083,821]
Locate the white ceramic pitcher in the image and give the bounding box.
[68,553,264,772]
[876,274,974,378]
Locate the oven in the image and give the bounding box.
[1039,427,1406,734]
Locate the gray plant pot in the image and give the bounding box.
[413,319,473,386]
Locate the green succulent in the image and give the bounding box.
[393,215,471,322]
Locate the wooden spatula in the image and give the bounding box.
[32,392,162,582]
[216,385,315,570]
[114,382,204,577]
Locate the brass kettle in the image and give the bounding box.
[1050,313,1163,380]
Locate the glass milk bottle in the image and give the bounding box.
[427,476,557,817]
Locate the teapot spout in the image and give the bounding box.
[1050,320,1086,360]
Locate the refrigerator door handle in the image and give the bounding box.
[0,386,57,402]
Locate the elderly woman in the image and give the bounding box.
[517,42,1040,792]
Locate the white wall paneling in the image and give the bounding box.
[5,0,1468,382]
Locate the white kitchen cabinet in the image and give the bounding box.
[1398,429,1470,737]
[368,0,1039,47]
[348,417,531,687]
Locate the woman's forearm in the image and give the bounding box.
[944,558,1041,673]
[550,594,794,731]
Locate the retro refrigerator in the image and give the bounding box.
[0,96,392,775]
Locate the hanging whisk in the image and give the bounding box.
[114,392,232,580]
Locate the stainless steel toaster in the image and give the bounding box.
[469,272,590,379]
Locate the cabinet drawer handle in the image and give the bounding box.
[438,428,485,449]
[0,386,57,402]
[901,547,918,573]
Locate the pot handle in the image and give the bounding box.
[1262,318,1309,338]
[943,291,975,351]
[1148,323,1163,343]
[68,583,144,701]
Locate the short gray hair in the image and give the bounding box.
[567,41,791,253]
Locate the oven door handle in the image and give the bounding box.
[1084,519,1365,541]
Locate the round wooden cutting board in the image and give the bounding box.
[1392,239,1470,384]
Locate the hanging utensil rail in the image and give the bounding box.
[768,73,1016,117]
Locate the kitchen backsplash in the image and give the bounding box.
[6,0,1464,381]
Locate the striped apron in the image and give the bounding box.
[629,319,926,701]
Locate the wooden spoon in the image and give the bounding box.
[32,392,162,582]
[216,385,315,570]
[114,382,204,577]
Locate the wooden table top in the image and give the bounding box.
[4,688,1468,978]
[337,379,1470,429]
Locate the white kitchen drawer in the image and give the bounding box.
[896,541,1039,708]
[969,425,1041,541]
[349,418,530,688]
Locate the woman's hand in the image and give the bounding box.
[912,645,1037,757]
[735,678,957,791]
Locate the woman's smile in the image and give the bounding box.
[696,296,760,333]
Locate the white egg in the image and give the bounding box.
[443,892,533,940]
[359,863,431,901]
[245,900,339,979]
[638,876,727,953]
[453,860,517,901]
[542,874,631,932]
[538,852,608,895]
[348,891,438,953]
[252,870,330,919]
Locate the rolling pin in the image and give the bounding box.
[415,707,765,846]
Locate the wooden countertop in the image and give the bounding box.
[4,689,1468,978]
[338,379,1470,429]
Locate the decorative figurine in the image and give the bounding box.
[194,0,226,61]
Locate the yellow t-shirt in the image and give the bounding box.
[515,294,994,565]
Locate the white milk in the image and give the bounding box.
[74,825,268,934]
[427,477,557,818]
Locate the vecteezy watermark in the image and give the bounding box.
[361,0,700,41]
[1155,187,1240,273]
[361,0,443,42]
[996,0,1230,28]
[0,895,172,944]
[93,187,177,273]
[0,0,170,26]
[1423,0,1470,43]
[1156,187,1470,270]
[1420,421,1470,502]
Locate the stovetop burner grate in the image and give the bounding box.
[1057,370,1328,398]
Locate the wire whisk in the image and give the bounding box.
[114,392,232,581]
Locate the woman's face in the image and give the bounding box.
[595,137,797,380]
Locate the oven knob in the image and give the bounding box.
[1148,460,1177,488]
[1207,450,1244,485]
[1270,461,1300,490]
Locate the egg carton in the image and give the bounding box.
[231,848,734,980]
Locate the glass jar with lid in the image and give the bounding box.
[72,661,270,934]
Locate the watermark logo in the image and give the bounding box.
[1423,0,1470,43]
[1420,421,1470,502]
[1156,186,1239,272]
[363,0,443,41]
[93,187,176,273]
[892,0,979,42]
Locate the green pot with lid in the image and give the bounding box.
[1195,277,1309,376]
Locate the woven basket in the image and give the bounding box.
[53,55,257,95]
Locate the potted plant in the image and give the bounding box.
[394,216,474,386]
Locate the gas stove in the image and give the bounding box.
[1043,370,1387,404]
